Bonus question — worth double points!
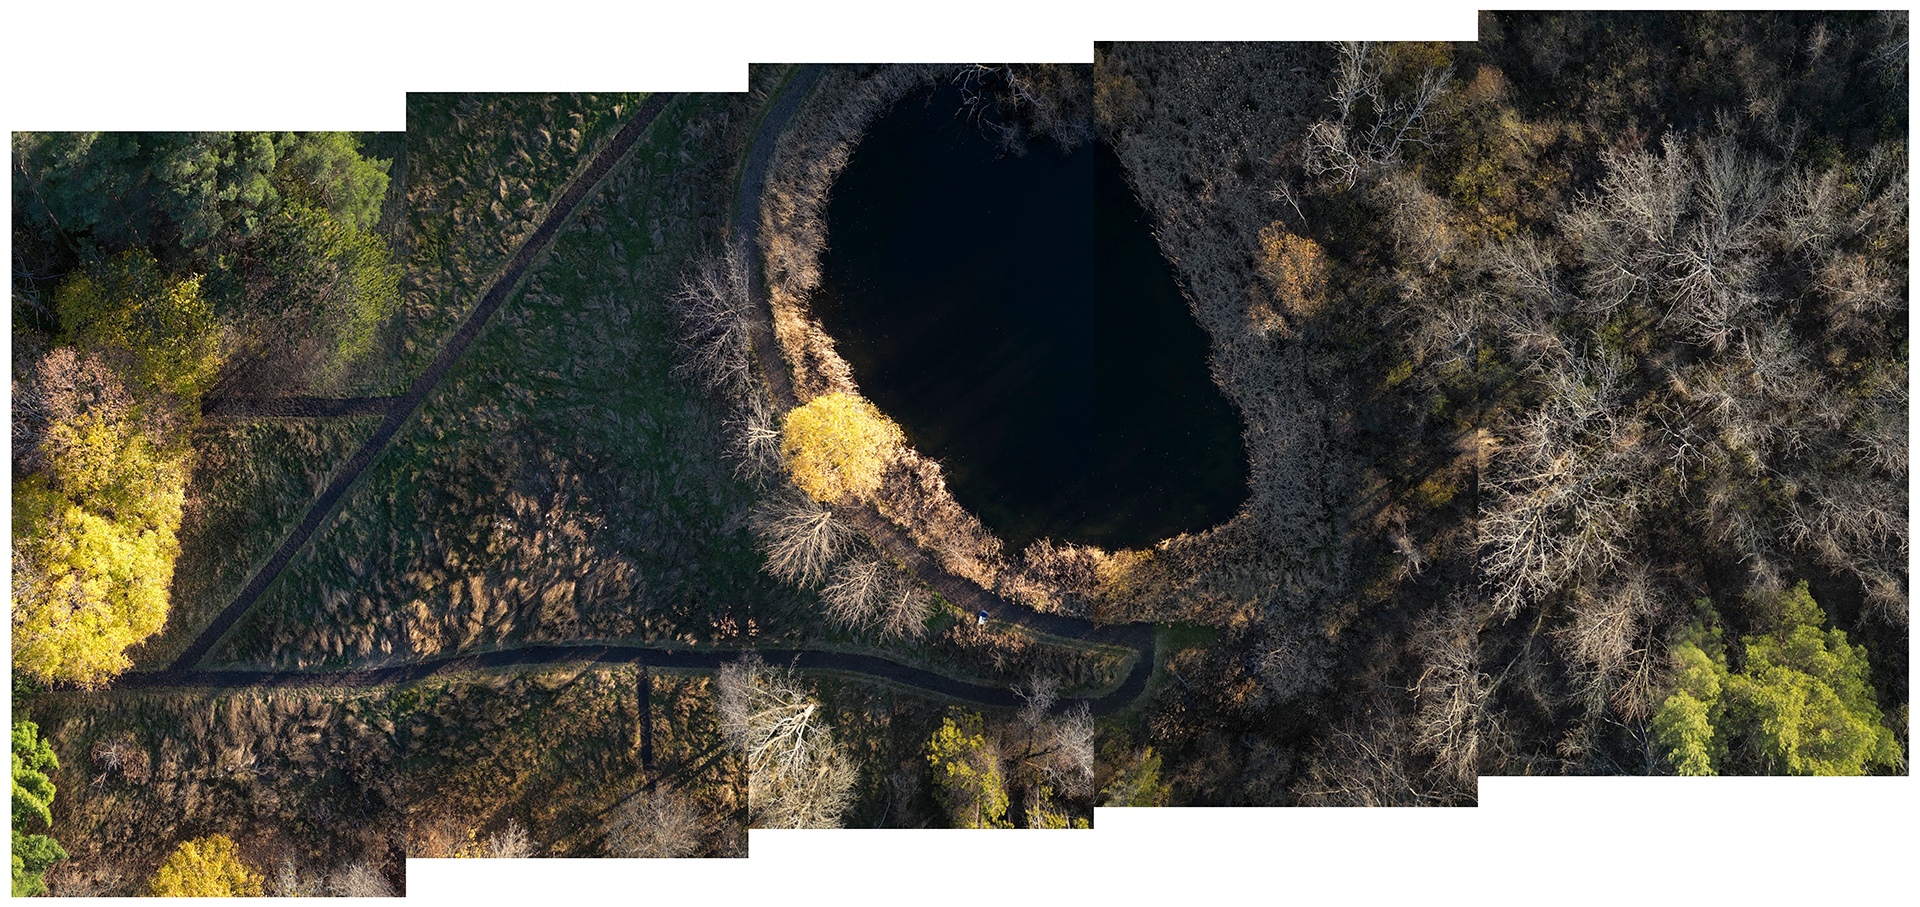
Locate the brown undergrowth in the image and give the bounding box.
[29,687,406,896]
[399,667,745,859]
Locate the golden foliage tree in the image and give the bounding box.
[925,712,1010,829]
[11,410,187,686]
[1253,225,1328,333]
[13,253,217,686]
[779,392,904,503]
[148,835,264,897]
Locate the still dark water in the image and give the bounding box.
[813,86,1248,551]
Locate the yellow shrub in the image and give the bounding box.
[1256,225,1328,323]
[780,393,905,503]
[149,835,263,897]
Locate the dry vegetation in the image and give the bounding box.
[126,417,381,669]
[23,662,745,891]
[810,675,1095,829]
[1117,17,1906,800]
[754,61,1342,636]
[400,667,744,859]
[27,686,407,896]
[209,88,809,669]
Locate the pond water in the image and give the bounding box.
[812,84,1248,551]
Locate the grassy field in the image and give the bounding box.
[129,417,383,671]
[343,93,650,397]
[210,89,804,669]
[398,665,745,859]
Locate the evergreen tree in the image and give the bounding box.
[11,720,68,897]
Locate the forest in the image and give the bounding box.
[6,8,1909,901]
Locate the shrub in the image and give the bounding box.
[148,835,264,897]
[11,720,67,897]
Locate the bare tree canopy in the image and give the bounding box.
[716,655,858,829]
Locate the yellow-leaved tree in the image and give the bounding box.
[11,250,217,687]
[54,250,223,405]
[780,392,904,503]
[148,835,264,897]
[11,409,187,686]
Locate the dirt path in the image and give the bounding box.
[116,640,1149,717]
[165,93,680,672]
[200,396,401,419]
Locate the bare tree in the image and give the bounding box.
[328,860,396,897]
[1296,699,1462,806]
[820,555,931,639]
[1041,703,1096,799]
[483,820,533,858]
[716,655,858,829]
[1480,350,1646,617]
[1015,673,1062,729]
[751,490,854,589]
[1554,567,1667,722]
[1303,42,1452,191]
[722,381,782,481]
[272,860,327,897]
[604,788,706,858]
[1407,593,1495,787]
[670,243,754,398]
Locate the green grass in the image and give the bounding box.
[129,417,382,671]
[343,93,650,397]
[212,92,800,670]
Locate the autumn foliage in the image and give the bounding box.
[779,392,904,503]
[1253,224,1328,333]
[148,835,264,897]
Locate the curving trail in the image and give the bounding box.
[730,64,1161,713]
[115,71,1158,723]
[115,641,1150,717]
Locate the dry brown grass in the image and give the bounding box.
[212,89,805,669]
[393,666,743,858]
[29,687,406,896]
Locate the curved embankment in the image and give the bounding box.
[120,73,1157,721]
[731,65,1160,713]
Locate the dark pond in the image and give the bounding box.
[813,84,1248,551]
